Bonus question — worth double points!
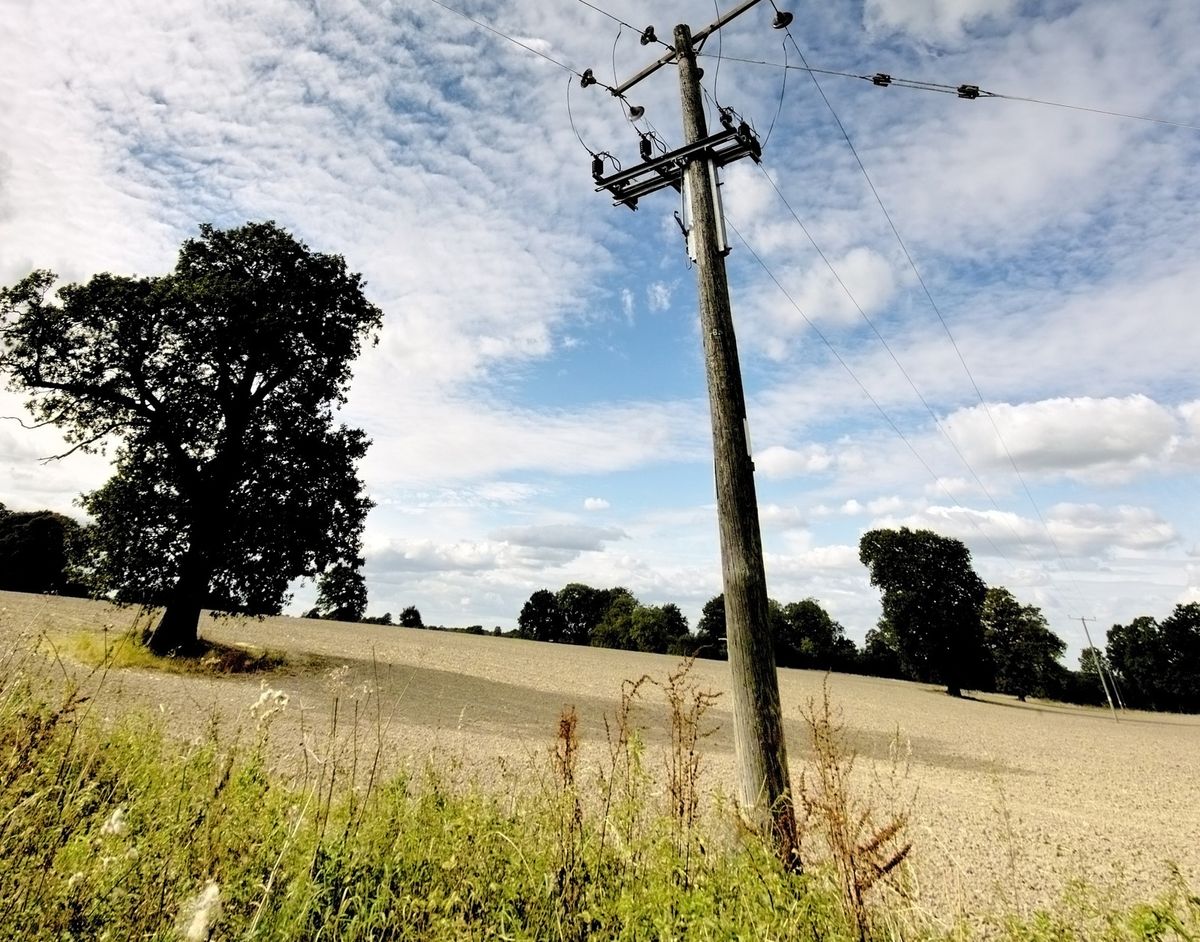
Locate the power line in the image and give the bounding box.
[727,219,1013,563]
[423,0,585,79]
[753,162,1032,557]
[701,52,1200,131]
[773,26,1097,619]
[571,0,673,50]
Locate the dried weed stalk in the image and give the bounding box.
[799,681,912,941]
[552,706,587,937]
[651,657,721,879]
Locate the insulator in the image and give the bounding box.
[719,108,735,130]
[872,72,892,87]
[772,10,794,29]
[580,68,597,88]
[591,154,604,179]
[640,25,657,46]
[628,104,645,120]
[639,135,652,161]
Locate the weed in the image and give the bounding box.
[799,679,913,941]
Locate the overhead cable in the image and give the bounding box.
[702,52,1200,131]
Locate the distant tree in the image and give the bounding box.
[399,605,423,628]
[556,582,612,645]
[629,602,689,654]
[774,598,857,671]
[0,222,380,654]
[1079,645,1108,675]
[591,590,639,651]
[1107,605,1200,713]
[312,561,368,622]
[361,612,393,625]
[859,527,987,697]
[859,623,905,679]
[0,503,90,596]
[695,593,728,659]
[981,587,1065,701]
[518,589,567,642]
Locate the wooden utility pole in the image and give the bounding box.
[592,2,798,865]
[674,22,797,864]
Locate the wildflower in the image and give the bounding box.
[250,681,289,719]
[66,872,85,890]
[100,807,127,837]
[181,880,221,942]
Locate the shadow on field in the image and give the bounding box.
[319,656,1015,775]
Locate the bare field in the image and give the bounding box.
[3,590,1197,925]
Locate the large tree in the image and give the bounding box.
[517,589,567,642]
[1107,605,1200,713]
[774,598,857,671]
[695,593,728,659]
[981,587,1065,701]
[555,582,611,645]
[859,527,987,697]
[0,503,89,596]
[0,222,381,653]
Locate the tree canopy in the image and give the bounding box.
[518,589,567,642]
[1106,604,1200,713]
[981,587,1065,701]
[0,504,89,596]
[0,222,381,653]
[859,527,987,696]
[773,598,857,671]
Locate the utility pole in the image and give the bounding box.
[592,1,798,865]
[1078,616,1119,721]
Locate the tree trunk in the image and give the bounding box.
[147,520,215,656]
[946,683,962,698]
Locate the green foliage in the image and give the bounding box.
[398,605,423,629]
[776,598,859,671]
[1107,604,1200,713]
[314,560,369,622]
[518,588,568,642]
[859,527,988,696]
[695,593,728,660]
[0,666,861,941]
[0,222,381,653]
[556,582,613,645]
[0,503,90,596]
[589,590,691,654]
[982,587,1066,701]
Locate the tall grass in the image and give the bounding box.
[0,641,1195,941]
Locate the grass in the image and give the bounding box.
[51,620,288,675]
[0,641,1196,940]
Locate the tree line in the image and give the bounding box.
[2,225,1195,712]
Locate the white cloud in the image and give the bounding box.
[646,281,673,312]
[871,502,1179,560]
[864,0,1019,40]
[757,444,834,478]
[489,524,626,552]
[583,497,610,511]
[943,395,1177,481]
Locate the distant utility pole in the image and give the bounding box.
[1077,616,1120,721]
[593,0,799,865]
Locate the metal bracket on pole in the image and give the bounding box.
[593,125,761,210]
[609,0,765,96]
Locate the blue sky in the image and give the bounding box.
[2,0,1198,656]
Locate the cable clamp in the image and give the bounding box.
[957,84,980,99]
[872,72,892,87]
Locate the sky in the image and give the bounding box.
[1,0,1198,657]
